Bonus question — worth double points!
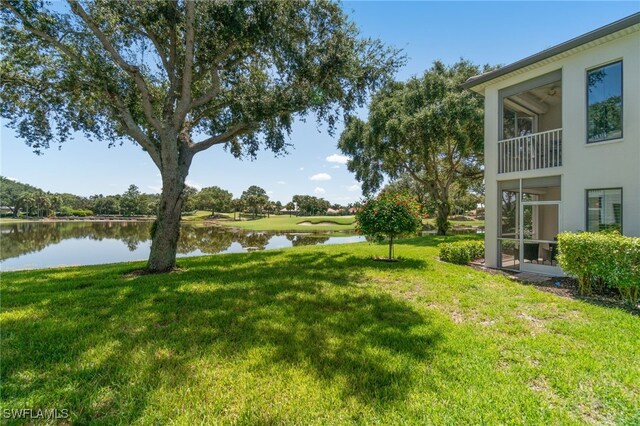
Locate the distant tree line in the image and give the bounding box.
[0,177,357,219]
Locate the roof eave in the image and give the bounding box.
[462,12,640,91]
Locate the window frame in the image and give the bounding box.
[586,60,623,144]
[585,187,623,233]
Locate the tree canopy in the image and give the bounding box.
[338,60,488,235]
[1,0,401,271]
[240,185,268,218]
[195,186,232,216]
[292,194,331,216]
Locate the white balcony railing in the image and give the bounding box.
[498,128,562,174]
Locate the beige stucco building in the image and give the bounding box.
[463,13,640,275]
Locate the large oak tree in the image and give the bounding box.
[1,0,401,271]
[338,60,487,235]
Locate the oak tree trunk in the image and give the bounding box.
[435,200,451,236]
[146,143,193,273]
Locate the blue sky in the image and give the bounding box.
[1,1,638,204]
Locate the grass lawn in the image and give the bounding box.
[216,215,357,232]
[0,217,39,224]
[180,210,229,221]
[1,236,639,424]
[424,217,485,228]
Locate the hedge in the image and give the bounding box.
[439,240,484,265]
[557,231,640,304]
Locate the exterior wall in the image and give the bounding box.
[538,103,562,132]
[483,30,640,268]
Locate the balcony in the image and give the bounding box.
[498,128,562,174]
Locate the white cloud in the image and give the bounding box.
[148,185,162,193]
[267,190,274,195]
[314,187,326,195]
[299,167,304,171]
[310,173,331,181]
[326,154,349,164]
[6,177,17,182]
[347,183,361,192]
[331,165,340,169]
[185,179,202,191]
[277,181,286,185]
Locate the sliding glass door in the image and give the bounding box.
[521,201,560,274]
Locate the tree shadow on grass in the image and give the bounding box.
[1,250,441,423]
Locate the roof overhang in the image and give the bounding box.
[462,12,640,93]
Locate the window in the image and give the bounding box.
[586,189,622,232]
[587,61,622,143]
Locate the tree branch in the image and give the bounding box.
[67,0,164,135]
[108,90,162,169]
[174,0,196,127]
[190,122,257,155]
[2,1,84,63]
[162,18,179,120]
[138,25,171,80]
[3,1,163,169]
[190,69,221,110]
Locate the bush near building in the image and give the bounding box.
[439,241,484,265]
[557,231,640,304]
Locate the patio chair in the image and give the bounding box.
[523,243,539,263]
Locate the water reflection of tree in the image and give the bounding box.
[285,234,331,247]
[1,223,347,262]
[237,232,271,251]
[0,222,152,260]
[178,225,235,254]
[177,227,275,254]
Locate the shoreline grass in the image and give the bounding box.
[1,235,638,424]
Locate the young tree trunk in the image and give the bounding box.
[388,235,394,260]
[146,145,193,273]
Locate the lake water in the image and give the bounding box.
[0,221,365,271]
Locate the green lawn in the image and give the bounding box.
[1,236,639,424]
[0,217,38,224]
[424,217,485,228]
[217,215,357,232]
[180,210,230,221]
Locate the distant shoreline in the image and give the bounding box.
[0,216,156,223]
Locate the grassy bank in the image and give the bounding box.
[1,214,483,232]
[216,215,357,232]
[1,236,638,424]
[424,217,485,228]
[0,217,39,224]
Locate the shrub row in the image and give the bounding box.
[557,231,640,304]
[58,208,94,217]
[439,240,484,265]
